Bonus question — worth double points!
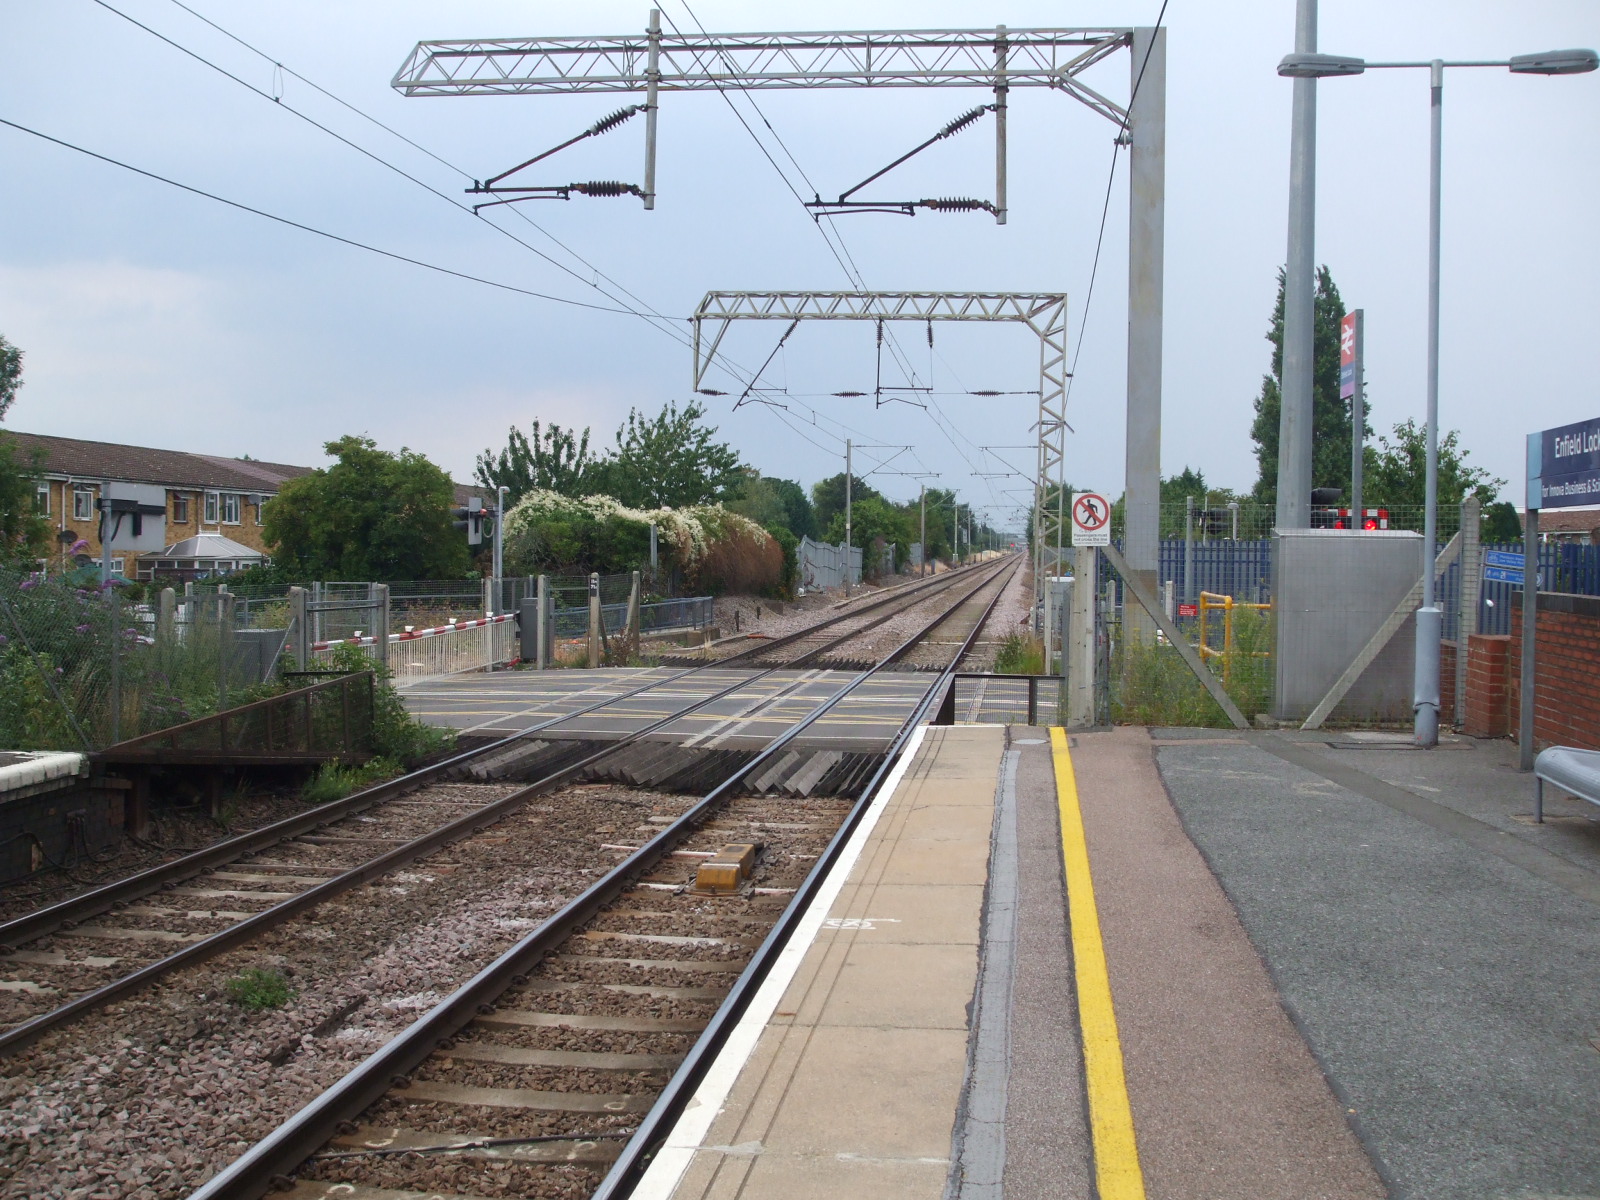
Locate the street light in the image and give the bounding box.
[1277,45,1596,748]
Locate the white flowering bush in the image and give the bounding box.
[503,491,782,593]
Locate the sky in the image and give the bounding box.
[1,0,1596,536]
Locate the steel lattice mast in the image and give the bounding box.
[690,292,1066,601]
[394,20,1167,622]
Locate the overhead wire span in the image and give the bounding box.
[134,0,737,369]
[0,117,638,315]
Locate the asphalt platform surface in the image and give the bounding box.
[1157,731,1600,1200]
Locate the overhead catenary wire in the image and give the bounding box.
[99,0,702,350]
[0,117,642,316]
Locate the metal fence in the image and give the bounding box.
[309,614,519,685]
[98,672,374,764]
[798,537,862,591]
[548,595,714,640]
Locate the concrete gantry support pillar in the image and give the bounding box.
[1124,25,1166,639]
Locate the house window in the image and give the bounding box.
[172,494,190,524]
[110,558,125,577]
[255,496,268,525]
[73,486,96,521]
[204,491,219,524]
[221,493,241,525]
[34,484,49,515]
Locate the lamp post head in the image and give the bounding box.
[1278,52,1367,78]
[1508,49,1598,75]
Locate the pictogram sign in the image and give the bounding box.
[1070,491,1110,547]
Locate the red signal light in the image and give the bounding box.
[1363,517,1378,530]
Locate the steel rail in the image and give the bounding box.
[185,559,1018,1200]
[0,561,1009,1056]
[0,560,988,951]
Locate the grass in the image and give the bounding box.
[302,756,403,804]
[224,967,294,1011]
[1110,608,1273,728]
[994,633,1046,675]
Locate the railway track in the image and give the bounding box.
[0,559,1015,1061]
[182,555,1017,1200]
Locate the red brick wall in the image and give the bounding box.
[1463,634,1511,738]
[1509,592,1600,751]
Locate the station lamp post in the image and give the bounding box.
[1278,45,1597,748]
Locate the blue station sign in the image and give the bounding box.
[1530,416,1600,509]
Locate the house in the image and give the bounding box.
[9,431,313,579]
[11,431,499,580]
[1519,506,1600,545]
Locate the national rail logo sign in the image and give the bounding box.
[1070,491,1111,547]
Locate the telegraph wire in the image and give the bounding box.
[1065,0,1171,403]
[0,117,640,315]
[96,0,692,347]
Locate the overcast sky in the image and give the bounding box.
[2,1,1595,532]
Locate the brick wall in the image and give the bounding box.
[1508,591,1600,751]
[1463,634,1511,738]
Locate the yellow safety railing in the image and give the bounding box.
[1196,591,1271,684]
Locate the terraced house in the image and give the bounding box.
[10,431,313,580]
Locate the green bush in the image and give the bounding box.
[302,755,403,804]
[994,634,1046,675]
[224,967,293,1011]
[1110,608,1272,727]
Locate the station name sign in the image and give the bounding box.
[1529,416,1600,510]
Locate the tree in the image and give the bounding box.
[1363,418,1504,526]
[729,471,817,539]
[1481,500,1522,544]
[591,400,744,509]
[0,334,21,421]
[263,435,471,581]
[475,419,596,506]
[0,337,46,563]
[1249,266,1364,507]
[0,435,47,564]
[810,473,881,535]
[824,494,912,554]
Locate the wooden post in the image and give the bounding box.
[587,572,602,668]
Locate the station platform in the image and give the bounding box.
[401,668,1043,752]
[632,724,1600,1200]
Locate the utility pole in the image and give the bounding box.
[919,484,927,578]
[1278,0,1318,532]
[844,439,852,594]
[492,485,509,613]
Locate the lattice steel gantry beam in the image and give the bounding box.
[690,291,1066,608]
[394,19,1167,616]
[394,28,1132,125]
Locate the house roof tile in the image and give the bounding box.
[6,431,313,493]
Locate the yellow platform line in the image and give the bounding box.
[1050,727,1146,1199]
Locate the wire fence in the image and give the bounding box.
[0,569,277,751]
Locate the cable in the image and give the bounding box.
[102,0,696,348]
[1064,0,1171,405]
[0,117,638,314]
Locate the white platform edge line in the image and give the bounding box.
[630,722,934,1200]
